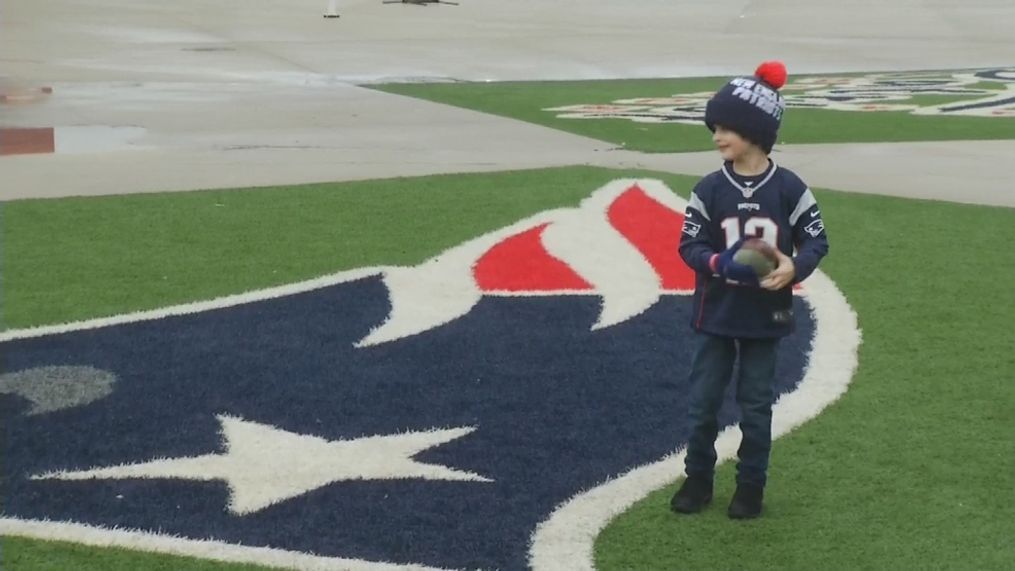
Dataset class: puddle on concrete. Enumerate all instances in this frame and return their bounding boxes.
[182,46,237,52]
[0,126,147,156]
[0,85,52,104]
[78,25,222,44]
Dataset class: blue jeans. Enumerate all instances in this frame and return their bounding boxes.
[683,333,779,487]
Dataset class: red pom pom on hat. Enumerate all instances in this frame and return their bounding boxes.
[755,60,787,89]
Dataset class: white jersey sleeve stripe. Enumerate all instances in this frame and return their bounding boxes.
[688,193,711,221]
[790,188,818,227]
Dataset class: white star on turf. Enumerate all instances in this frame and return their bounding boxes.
[32,415,492,515]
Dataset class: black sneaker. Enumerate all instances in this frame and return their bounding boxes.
[670,475,713,514]
[727,482,764,519]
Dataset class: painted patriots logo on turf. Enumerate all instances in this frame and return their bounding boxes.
[0,179,860,571]
[546,67,1015,124]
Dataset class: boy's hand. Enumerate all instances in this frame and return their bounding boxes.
[760,251,795,290]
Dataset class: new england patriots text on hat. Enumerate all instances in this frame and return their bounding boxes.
[705,61,788,153]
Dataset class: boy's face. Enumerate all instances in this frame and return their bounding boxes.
[712,125,752,162]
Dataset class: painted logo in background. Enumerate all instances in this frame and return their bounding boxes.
[0,180,859,570]
[546,68,1015,124]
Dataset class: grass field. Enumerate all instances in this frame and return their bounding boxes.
[3,165,1014,569]
[597,186,1015,570]
[372,72,1015,152]
[2,537,270,571]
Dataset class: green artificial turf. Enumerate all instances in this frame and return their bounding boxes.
[3,166,1013,570]
[2,168,683,329]
[371,74,1015,153]
[1,537,272,571]
[595,189,1015,570]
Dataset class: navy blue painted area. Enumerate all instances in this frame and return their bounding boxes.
[2,276,814,570]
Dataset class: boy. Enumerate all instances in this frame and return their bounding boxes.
[671,61,829,519]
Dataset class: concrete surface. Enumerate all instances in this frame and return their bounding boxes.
[2,0,1014,206]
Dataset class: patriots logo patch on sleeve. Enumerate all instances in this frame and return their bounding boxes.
[805,217,826,237]
[682,219,702,237]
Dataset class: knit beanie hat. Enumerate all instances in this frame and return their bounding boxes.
[704,61,787,154]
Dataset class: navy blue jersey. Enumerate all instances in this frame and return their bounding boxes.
[679,161,828,338]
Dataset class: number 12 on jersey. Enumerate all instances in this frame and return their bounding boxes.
[721,217,779,249]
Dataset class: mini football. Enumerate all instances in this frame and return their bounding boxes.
[733,238,778,277]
